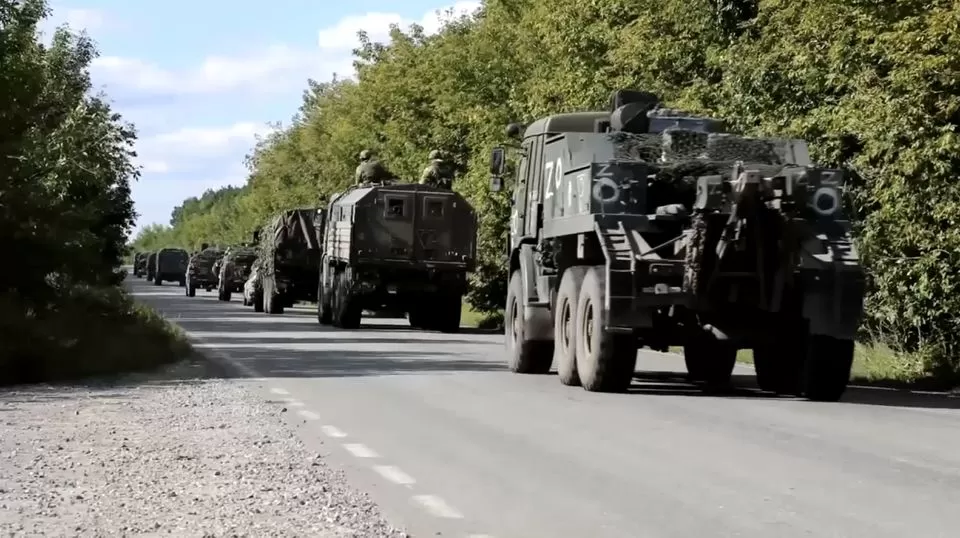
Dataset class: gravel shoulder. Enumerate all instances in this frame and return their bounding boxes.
[0,356,407,537]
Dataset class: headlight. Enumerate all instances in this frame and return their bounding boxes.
[810,186,840,217]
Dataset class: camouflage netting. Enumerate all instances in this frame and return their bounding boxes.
[260,209,319,254]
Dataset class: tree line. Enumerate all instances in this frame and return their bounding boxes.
[2,0,188,383]
[131,0,960,383]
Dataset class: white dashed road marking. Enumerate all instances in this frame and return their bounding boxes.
[343,443,379,458]
[297,410,320,420]
[285,399,305,407]
[270,387,289,395]
[412,494,464,519]
[372,465,416,486]
[321,425,347,438]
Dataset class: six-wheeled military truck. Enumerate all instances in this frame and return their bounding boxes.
[145,251,158,281]
[153,247,189,286]
[217,245,258,301]
[252,209,322,314]
[487,88,865,402]
[315,184,477,331]
[186,244,223,297]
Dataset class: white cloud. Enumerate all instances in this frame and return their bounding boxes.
[39,6,108,35]
[91,2,482,97]
[134,122,276,174]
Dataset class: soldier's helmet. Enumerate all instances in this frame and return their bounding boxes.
[429,149,442,160]
[359,149,373,161]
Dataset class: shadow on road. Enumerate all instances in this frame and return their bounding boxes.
[624,371,960,409]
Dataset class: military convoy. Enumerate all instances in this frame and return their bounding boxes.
[487,89,865,401]
[133,252,148,278]
[315,183,477,331]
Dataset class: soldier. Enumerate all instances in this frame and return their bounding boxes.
[354,149,395,185]
[419,149,454,189]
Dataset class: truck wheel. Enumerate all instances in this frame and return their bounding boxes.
[802,336,854,402]
[267,291,284,314]
[186,280,196,297]
[436,293,462,333]
[153,275,162,286]
[554,266,588,386]
[408,308,425,329]
[253,288,264,313]
[505,270,553,374]
[753,341,804,396]
[574,266,637,392]
[317,279,332,325]
[333,269,361,329]
[683,333,737,392]
[178,278,186,287]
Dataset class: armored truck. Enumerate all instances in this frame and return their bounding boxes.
[145,251,158,281]
[488,89,865,402]
[217,245,258,301]
[153,247,189,286]
[315,183,477,331]
[251,210,322,314]
[186,244,223,297]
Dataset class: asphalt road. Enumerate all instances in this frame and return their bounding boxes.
[128,273,960,538]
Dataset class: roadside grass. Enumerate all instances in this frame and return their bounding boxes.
[0,284,193,386]
[668,342,945,390]
[461,302,504,330]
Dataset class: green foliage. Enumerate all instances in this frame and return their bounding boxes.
[136,0,960,380]
[1,0,186,384]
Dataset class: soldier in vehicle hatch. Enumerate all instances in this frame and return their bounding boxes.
[419,149,455,189]
[354,149,395,186]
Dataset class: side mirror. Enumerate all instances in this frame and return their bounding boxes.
[490,147,506,176]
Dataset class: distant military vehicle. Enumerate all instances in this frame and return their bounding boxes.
[316,183,477,331]
[217,245,258,302]
[250,210,322,314]
[186,244,224,297]
[133,252,148,277]
[145,251,158,281]
[487,89,865,402]
[152,247,189,286]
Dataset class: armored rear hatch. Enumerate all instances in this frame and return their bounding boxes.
[326,184,476,270]
[538,129,811,238]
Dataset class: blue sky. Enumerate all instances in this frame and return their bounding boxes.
[39,0,480,236]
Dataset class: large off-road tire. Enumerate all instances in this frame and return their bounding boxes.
[683,332,738,392]
[253,288,264,313]
[178,277,186,287]
[432,293,462,333]
[186,280,196,297]
[317,274,333,325]
[505,270,553,374]
[554,266,588,387]
[802,335,854,402]
[332,269,361,329]
[153,275,161,286]
[574,266,637,392]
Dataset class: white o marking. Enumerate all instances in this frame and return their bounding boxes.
[592,177,620,203]
[811,186,839,216]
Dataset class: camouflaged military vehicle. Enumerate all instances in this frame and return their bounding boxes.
[249,210,321,314]
[488,89,865,402]
[185,244,223,297]
[153,247,189,286]
[315,183,477,331]
[133,252,148,277]
[145,251,158,281]
[217,244,258,302]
